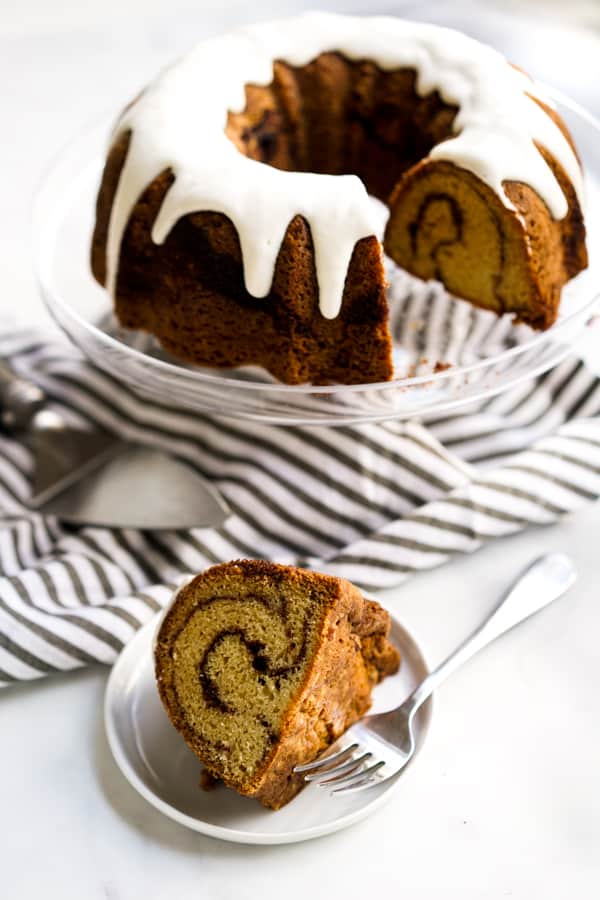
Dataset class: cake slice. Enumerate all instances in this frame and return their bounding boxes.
[91,15,588,385]
[154,560,400,809]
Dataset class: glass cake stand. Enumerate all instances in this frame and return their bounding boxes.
[33,91,600,426]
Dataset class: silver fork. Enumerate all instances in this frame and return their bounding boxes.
[294,553,577,795]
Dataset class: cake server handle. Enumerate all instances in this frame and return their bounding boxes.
[0,361,46,431]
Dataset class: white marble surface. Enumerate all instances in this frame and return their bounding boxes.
[2,2,600,897]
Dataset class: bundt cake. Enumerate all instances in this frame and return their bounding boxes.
[154,560,400,809]
[91,12,587,385]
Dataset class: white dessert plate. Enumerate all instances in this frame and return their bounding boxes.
[104,610,431,845]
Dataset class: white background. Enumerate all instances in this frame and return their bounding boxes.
[2,2,600,897]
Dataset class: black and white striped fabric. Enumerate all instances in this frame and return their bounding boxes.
[1,329,600,687]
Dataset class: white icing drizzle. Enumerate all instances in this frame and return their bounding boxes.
[106,12,584,320]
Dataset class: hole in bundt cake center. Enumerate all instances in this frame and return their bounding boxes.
[225,52,459,203]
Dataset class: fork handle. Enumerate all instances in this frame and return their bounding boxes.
[407,553,576,714]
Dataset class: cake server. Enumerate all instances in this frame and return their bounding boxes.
[296,553,577,794]
[0,361,230,529]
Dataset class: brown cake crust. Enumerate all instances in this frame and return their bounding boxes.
[154,560,400,809]
[92,135,392,385]
[92,53,587,384]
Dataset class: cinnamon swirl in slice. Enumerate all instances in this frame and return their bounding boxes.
[154,560,400,809]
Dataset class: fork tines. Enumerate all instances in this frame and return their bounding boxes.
[293,744,385,792]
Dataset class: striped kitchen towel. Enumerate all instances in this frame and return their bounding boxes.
[1,329,600,686]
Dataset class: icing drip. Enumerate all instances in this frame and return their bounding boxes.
[106,12,584,320]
